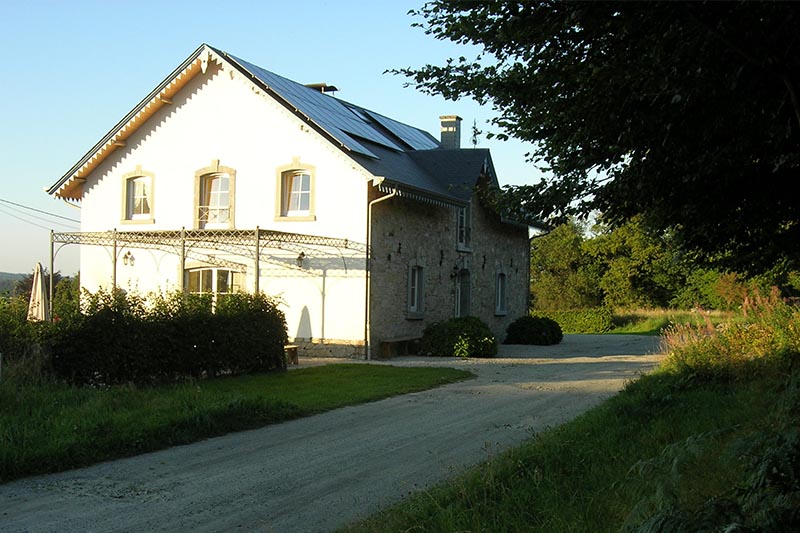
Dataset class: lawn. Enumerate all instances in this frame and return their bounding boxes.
[0,364,473,483]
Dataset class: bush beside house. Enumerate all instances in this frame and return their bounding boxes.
[420,316,498,358]
[504,316,563,345]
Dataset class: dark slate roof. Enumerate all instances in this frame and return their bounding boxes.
[49,43,498,208]
[214,45,491,206]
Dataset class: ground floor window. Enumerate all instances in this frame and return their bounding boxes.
[495,272,508,316]
[455,268,471,317]
[186,267,243,306]
[408,264,424,317]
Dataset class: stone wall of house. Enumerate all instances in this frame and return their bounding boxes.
[287,337,366,359]
[368,190,529,357]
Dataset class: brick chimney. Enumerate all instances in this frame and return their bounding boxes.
[440,115,462,149]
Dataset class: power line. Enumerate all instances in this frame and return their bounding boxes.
[0,204,79,231]
[0,197,80,224]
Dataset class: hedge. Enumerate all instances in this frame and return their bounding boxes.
[49,289,287,385]
[531,308,614,334]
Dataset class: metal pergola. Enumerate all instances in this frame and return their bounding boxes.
[48,227,367,317]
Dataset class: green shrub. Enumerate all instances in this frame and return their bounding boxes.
[49,289,288,386]
[533,307,614,333]
[421,316,497,358]
[504,315,563,345]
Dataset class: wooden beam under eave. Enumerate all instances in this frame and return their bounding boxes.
[113,140,126,148]
[57,178,85,200]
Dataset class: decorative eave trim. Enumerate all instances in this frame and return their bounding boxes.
[48,44,224,200]
[377,181,466,209]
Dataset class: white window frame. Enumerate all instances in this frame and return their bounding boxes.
[283,171,311,216]
[121,166,154,224]
[185,267,243,308]
[407,264,425,318]
[457,202,471,250]
[194,160,235,230]
[495,271,508,316]
[199,173,231,227]
[275,159,316,221]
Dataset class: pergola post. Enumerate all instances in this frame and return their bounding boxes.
[254,226,261,294]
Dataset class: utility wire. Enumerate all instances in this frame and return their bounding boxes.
[0,204,79,231]
[0,197,80,223]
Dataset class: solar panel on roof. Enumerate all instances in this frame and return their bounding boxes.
[228,54,408,157]
[364,110,440,151]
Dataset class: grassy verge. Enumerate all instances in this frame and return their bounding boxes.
[0,364,473,483]
[342,299,800,532]
[610,308,735,335]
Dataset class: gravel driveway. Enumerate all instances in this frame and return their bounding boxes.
[0,334,664,533]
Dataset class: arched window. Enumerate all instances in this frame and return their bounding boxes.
[455,268,471,317]
[275,159,316,221]
[195,160,236,229]
[122,166,154,223]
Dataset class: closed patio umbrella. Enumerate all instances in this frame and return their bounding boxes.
[27,262,50,322]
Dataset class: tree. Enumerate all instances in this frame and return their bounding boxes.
[12,269,62,303]
[585,217,683,309]
[529,219,602,310]
[400,1,800,274]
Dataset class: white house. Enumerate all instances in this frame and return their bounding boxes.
[47,44,531,359]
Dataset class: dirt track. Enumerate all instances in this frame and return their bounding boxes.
[0,334,664,532]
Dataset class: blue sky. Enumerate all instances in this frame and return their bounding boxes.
[0,0,542,275]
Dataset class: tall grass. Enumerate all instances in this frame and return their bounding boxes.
[342,294,800,532]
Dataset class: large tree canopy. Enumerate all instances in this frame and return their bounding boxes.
[400,1,800,273]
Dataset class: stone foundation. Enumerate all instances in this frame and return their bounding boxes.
[289,337,366,359]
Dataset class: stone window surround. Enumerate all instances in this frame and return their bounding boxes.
[275,157,316,222]
[120,165,155,225]
[194,160,236,229]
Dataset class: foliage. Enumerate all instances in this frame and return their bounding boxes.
[0,364,473,483]
[535,308,614,334]
[49,289,288,386]
[529,219,799,313]
[529,220,602,310]
[52,274,80,321]
[504,315,562,345]
[11,268,62,303]
[584,217,682,309]
[660,290,800,382]
[400,1,800,274]
[420,316,497,358]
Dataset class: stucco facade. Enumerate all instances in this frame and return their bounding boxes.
[48,44,532,359]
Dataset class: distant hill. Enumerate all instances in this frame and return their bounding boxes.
[0,272,25,295]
